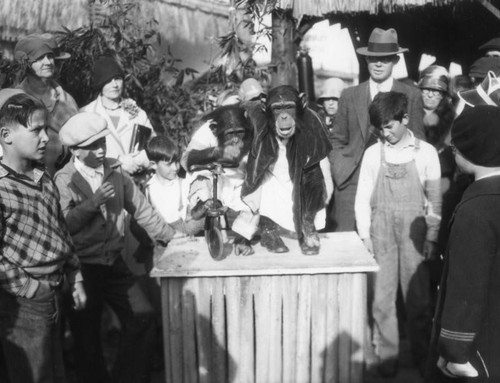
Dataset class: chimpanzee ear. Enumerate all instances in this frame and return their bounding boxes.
[299,92,308,110]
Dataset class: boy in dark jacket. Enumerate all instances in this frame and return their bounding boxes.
[427,105,500,382]
[55,112,174,383]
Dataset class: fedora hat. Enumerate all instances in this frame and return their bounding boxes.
[357,28,408,57]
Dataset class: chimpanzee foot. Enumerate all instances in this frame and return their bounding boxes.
[300,232,320,256]
[233,236,254,256]
[261,229,289,253]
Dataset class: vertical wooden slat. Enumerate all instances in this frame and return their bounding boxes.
[282,275,299,383]
[310,274,328,383]
[349,274,366,383]
[182,279,199,383]
[324,275,340,383]
[296,274,312,382]
[266,276,283,383]
[338,274,352,383]
[224,277,240,383]
[211,277,227,383]
[168,279,184,383]
[161,279,173,383]
[238,276,255,383]
[194,278,212,383]
[255,276,272,382]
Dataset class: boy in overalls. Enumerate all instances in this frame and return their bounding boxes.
[355,91,442,377]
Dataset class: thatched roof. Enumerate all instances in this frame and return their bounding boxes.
[277,0,473,17]
[0,0,89,41]
[0,0,230,44]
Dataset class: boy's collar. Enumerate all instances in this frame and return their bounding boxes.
[0,162,46,183]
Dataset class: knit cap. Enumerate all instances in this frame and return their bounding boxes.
[452,105,500,167]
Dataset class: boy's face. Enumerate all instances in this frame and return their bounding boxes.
[73,137,107,168]
[156,160,179,181]
[379,115,408,145]
[7,109,49,161]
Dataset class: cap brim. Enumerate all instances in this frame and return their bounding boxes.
[76,129,110,148]
[356,47,408,56]
[458,89,485,107]
[54,52,71,60]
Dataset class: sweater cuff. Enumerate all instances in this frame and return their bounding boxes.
[438,328,475,364]
[66,269,84,285]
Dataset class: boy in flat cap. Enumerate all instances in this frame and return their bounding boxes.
[55,112,175,383]
[426,105,500,382]
[0,89,86,383]
[355,91,441,377]
[329,27,425,231]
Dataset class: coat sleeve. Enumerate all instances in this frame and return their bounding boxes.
[438,201,496,363]
[407,87,426,141]
[329,91,350,186]
[122,169,175,243]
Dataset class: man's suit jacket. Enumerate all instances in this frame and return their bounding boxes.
[329,80,425,189]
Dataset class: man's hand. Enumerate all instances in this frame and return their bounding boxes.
[437,356,478,378]
[362,237,373,254]
[71,281,87,310]
[92,182,115,207]
[423,240,437,261]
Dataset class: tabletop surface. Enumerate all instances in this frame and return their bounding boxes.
[151,231,379,278]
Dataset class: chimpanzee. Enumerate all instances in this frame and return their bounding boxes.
[182,104,258,256]
[241,85,332,255]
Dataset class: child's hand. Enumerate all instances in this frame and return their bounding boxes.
[92,182,115,206]
[72,281,87,310]
[120,153,141,174]
[437,356,478,378]
[362,238,373,254]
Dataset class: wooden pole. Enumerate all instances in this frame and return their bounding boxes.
[270,9,297,88]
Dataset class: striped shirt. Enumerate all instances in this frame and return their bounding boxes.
[0,163,81,298]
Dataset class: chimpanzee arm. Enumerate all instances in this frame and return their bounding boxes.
[185,147,222,168]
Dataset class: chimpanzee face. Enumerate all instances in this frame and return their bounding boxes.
[222,127,247,146]
[271,101,297,139]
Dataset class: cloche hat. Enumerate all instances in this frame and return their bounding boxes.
[15,34,70,62]
[357,28,408,57]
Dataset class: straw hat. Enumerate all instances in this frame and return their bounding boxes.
[356,28,408,57]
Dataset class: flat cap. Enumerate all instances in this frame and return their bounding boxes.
[59,112,109,147]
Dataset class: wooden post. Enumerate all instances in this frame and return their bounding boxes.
[270,9,297,88]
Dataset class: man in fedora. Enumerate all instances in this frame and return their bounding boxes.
[328,27,425,232]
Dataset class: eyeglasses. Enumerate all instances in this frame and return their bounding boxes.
[366,55,396,64]
[421,89,442,97]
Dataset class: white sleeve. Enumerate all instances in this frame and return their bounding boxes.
[355,145,380,239]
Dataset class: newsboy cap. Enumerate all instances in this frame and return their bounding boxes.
[452,105,500,167]
[59,112,109,147]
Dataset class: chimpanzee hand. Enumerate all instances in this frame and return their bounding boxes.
[91,182,115,207]
[233,235,254,256]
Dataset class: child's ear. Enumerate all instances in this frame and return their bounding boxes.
[149,161,157,170]
[0,126,12,144]
[402,113,409,126]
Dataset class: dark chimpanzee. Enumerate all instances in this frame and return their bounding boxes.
[242,85,332,255]
[181,104,258,255]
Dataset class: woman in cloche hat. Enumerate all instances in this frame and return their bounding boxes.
[14,34,79,175]
[81,55,155,175]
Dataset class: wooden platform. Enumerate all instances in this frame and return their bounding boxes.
[151,231,378,278]
[152,232,379,383]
